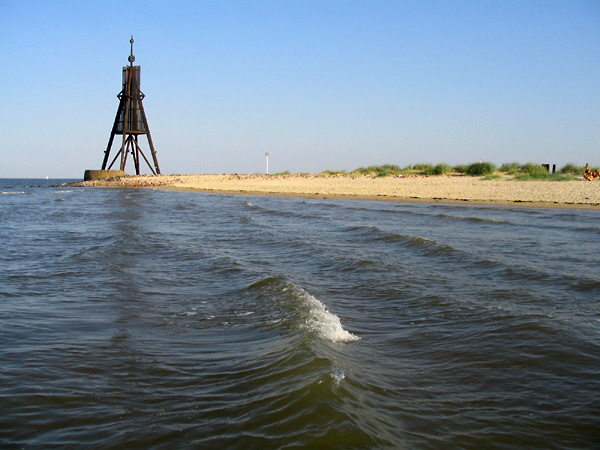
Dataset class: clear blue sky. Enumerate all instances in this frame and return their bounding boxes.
[1,0,599,178]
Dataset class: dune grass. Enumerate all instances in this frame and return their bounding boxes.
[512,173,578,181]
[560,163,585,175]
[316,161,595,180]
[465,162,497,176]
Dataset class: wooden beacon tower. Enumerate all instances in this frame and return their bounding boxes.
[101,36,161,175]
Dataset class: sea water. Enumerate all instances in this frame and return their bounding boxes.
[1,179,599,449]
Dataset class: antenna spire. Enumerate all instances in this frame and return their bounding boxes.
[128,35,135,66]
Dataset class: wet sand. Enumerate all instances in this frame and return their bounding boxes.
[72,173,600,209]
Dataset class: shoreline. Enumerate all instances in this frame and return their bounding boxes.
[69,174,600,210]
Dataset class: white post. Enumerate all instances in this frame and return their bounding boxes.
[265,152,270,175]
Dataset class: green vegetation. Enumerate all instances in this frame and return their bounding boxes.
[352,164,402,177]
[520,162,549,175]
[483,174,503,180]
[313,161,593,180]
[411,163,434,173]
[499,162,520,174]
[560,163,584,175]
[320,169,347,176]
[465,162,497,176]
[349,162,497,177]
[418,163,453,175]
[432,163,454,175]
[349,163,455,177]
[512,173,578,181]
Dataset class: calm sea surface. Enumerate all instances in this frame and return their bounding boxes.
[1,178,599,449]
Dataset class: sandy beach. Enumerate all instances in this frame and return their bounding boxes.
[72,173,600,209]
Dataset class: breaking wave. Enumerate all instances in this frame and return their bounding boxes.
[249,276,360,343]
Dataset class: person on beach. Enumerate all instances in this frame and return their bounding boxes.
[583,163,600,181]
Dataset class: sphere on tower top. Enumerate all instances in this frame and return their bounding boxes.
[128,36,135,64]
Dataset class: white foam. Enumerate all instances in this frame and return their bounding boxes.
[331,368,345,384]
[301,291,360,343]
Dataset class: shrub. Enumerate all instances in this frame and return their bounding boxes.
[453,165,468,174]
[499,162,520,173]
[466,162,497,176]
[320,170,347,176]
[352,166,374,175]
[420,165,435,175]
[422,163,453,175]
[352,164,401,177]
[378,164,402,177]
[560,163,584,175]
[520,162,548,175]
[436,163,453,175]
[412,163,433,173]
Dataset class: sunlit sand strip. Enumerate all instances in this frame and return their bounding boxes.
[75,174,600,209]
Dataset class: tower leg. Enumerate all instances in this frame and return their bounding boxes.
[146,133,161,175]
[102,132,116,170]
[133,135,141,175]
[134,140,157,175]
[119,135,127,172]
[119,96,132,171]
[106,148,123,171]
[102,97,126,170]
[138,99,161,174]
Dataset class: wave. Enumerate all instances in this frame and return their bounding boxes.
[345,225,457,256]
[249,276,360,343]
[434,213,509,225]
[242,199,322,221]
